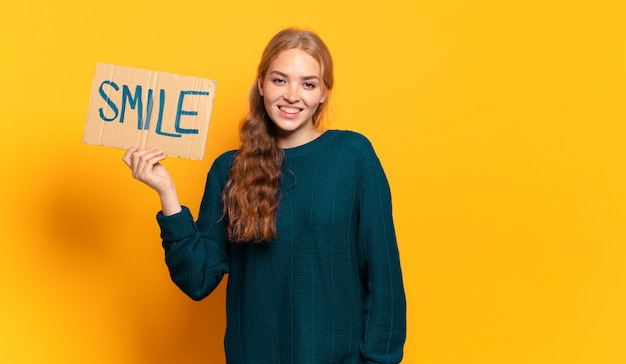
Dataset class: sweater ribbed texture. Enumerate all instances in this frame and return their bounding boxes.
[157,130,406,363]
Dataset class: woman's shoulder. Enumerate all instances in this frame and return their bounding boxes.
[327,129,368,140]
[214,149,237,163]
[326,129,376,156]
[209,150,237,173]
[327,129,372,147]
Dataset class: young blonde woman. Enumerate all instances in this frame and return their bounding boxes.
[124,28,406,364]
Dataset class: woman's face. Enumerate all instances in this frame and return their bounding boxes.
[258,48,327,147]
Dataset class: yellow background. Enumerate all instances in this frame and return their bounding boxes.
[1,0,625,363]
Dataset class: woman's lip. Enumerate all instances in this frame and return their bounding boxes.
[278,105,302,119]
[278,106,302,114]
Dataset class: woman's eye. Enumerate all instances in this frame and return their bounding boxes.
[304,82,316,89]
[273,78,286,85]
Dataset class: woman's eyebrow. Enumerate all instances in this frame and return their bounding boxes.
[269,70,320,80]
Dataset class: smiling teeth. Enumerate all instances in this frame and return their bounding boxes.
[280,106,300,114]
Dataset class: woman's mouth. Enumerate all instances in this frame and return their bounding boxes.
[279,106,302,114]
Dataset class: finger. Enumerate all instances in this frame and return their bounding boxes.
[138,149,166,172]
[128,147,152,177]
[135,147,164,164]
[133,148,166,178]
[129,146,160,167]
[122,145,139,168]
[129,148,154,176]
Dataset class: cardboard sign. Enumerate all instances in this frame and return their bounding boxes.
[83,63,217,160]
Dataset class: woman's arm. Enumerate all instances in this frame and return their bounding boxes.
[122,146,230,300]
[357,149,407,364]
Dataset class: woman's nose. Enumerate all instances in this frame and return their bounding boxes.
[284,87,301,102]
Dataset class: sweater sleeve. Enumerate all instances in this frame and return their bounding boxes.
[357,147,407,363]
[157,157,231,301]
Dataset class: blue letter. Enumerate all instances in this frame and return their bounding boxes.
[120,84,143,129]
[174,90,210,134]
[144,88,154,130]
[98,80,119,122]
[155,89,181,138]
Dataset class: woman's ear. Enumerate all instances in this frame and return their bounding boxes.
[320,89,327,103]
[257,76,263,96]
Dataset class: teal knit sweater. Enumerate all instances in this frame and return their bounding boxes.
[157,130,406,363]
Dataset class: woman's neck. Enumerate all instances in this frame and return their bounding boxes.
[276,128,323,149]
